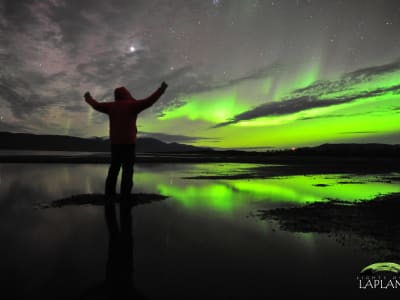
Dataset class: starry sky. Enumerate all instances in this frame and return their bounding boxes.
[1,0,400,149]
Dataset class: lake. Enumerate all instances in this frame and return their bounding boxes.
[0,163,399,299]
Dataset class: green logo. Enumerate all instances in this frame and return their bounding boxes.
[358,262,400,289]
[360,262,400,275]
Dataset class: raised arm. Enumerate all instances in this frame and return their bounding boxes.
[135,82,168,112]
[84,92,110,114]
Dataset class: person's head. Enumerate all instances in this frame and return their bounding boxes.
[114,86,134,101]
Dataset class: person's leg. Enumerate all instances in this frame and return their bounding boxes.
[105,144,122,196]
[120,144,136,198]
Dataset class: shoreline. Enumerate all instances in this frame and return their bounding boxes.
[0,153,399,164]
[1,155,398,179]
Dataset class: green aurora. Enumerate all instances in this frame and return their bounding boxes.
[140,61,400,149]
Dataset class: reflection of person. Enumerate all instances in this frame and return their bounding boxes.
[84,83,168,199]
[104,203,142,299]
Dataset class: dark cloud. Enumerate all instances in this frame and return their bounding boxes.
[2,1,39,31]
[62,104,87,112]
[2,0,282,122]
[345,59,400,79]
[0,119,33,133]
[213,96,344,128]
[0,80,48,118]
[290,59,400,99]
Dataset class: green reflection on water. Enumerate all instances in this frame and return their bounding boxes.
[153,173,400,214]
[226,175,400,203]
[184,163,267,177]
[157,183,236,212]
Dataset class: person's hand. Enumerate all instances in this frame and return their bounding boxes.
[84,92,92,101]
[160,81,168,91]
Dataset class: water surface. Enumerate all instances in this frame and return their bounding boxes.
[0,163,398,299]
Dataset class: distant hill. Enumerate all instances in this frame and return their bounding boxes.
[0,132,209,152]
[0,132,398,156]
[294,143,400,156]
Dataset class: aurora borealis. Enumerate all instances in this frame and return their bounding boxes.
[1,0,400,149]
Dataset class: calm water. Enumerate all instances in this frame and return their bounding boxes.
[0,163,399,299]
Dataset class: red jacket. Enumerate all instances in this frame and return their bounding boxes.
[86,87,165,144]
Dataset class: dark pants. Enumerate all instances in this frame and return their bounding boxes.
[105,144,136,198]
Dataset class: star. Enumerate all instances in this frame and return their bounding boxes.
[129,46,136,52]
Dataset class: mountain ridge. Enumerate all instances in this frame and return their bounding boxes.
[0,131,399,155]
[0,131,209,152]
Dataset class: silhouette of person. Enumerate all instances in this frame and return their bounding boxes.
[84,83,168,199]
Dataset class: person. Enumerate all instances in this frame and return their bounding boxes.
[84,82,168,199]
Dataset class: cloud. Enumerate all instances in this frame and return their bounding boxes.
[290,59,400,99]
[196,63,280,92]
[75,51,279,115]
[345,59,400,79]
[1,0,281,135]
[0,80,48,118]
[0,119,33,133]
[62,104,87,112]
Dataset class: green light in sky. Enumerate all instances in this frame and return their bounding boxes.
[64,118,71,135]
[262,78,272,94]
[274,58,321,100]
[159,90,248,123]
[87,107,94,126]
[292,60,321,93]
[194,94,400,148]
[146,59,400,149]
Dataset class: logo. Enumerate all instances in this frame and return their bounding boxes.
[358,262,400,289]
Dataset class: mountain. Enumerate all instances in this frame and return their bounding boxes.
[294,143,400,156]
[0,132,209,152]
[136,137,207,152]
[1,131,398,156]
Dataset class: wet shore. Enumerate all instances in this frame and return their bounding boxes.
[258,193,400,260]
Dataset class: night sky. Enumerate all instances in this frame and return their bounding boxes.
[1,0,400,149]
